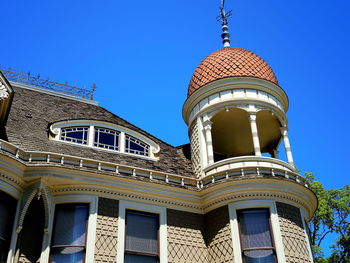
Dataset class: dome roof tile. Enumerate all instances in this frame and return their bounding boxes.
[187,47,278,97]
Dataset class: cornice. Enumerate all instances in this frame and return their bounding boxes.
[183,77,289,124]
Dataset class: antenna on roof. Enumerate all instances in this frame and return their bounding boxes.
[216,0,232,47]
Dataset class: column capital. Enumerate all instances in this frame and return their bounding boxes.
[280,126,288,135]
[249,113,257,122]
[203,120,213,131]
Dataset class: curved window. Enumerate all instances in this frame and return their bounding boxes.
[94,127,120,151]
[125,134,149,156]
[51,121,160,159]
[60,127,88,145]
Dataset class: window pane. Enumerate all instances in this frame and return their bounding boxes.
[125,253,158,263]
[60,127,88,145]
[94,128,119,150]
[0,192,16,263]
[125,135,149,156]
[244,250,275,263]
[51,247,84,263]
[0,200,11,240]
[125,211,158,254]
[52,204,88,246]
[238,209,273,249]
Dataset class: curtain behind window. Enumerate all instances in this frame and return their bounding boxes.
[125,210,159,263]
[50,204,88,263]
[238,209,276,263]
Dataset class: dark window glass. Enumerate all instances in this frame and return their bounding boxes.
[50,204,89,263]
[238,209,277,263]
[125,210,159,263]
[0,192,16,263]
[60,127,89,145]
[94,127,120,150]
[125,135,149,156]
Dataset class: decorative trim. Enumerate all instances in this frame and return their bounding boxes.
[16,181,52,233]
[52,186,203,211]
[0,80,9,100]
[0,172,24,189]
[204,191,312,217]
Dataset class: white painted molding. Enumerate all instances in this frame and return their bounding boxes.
[7,200,21,263]
[228,200,287,263]
[183,77,288,126]
[117,200,168,263]
[0,80,10,100]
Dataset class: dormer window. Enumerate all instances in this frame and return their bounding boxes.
[125,134,149,156]
[94,127,120,151]
[50,121,160,159]
[60,127,89,145]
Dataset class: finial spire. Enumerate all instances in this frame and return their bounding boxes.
[217,0,232,47]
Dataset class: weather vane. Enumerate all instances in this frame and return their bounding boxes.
[216,0,232,47]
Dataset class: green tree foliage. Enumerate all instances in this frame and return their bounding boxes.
[306,173,350,263]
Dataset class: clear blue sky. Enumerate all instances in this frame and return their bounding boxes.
[1,0,349,255]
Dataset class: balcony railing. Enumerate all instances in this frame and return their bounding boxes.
[201,156,305,187]
[0,67,95,100]
[0,140,308,189]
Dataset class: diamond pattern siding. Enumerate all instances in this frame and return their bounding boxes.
[205,206,234,263]
[276,202,311,263]
[94,197,119,263]
[190,122,201,178]
[167,209,208,263]
[188,47,278,97]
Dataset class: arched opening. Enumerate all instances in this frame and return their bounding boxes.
[211,108,254,162]
[15,198,45,263]
[256,110,282,157]
[0,191,17,263]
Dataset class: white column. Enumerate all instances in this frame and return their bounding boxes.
[273,149,279,158]
[249,113,261,156]
[203,120,214,165]
[280,127,294,166]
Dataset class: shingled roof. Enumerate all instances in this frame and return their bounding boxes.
[5,86,194,177]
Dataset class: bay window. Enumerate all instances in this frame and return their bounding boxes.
[50,204,89,263]
[237,209,277,263]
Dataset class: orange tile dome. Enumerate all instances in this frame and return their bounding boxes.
[188,47,278,97]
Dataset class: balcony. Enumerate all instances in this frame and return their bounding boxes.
[201,156,307,187]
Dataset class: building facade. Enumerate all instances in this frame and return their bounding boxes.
[0,44,317,263]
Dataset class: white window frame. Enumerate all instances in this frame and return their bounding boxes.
[49,120,159,160]
[117,200,168,263]
[40,195,98,263]
[228,200,286,263]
